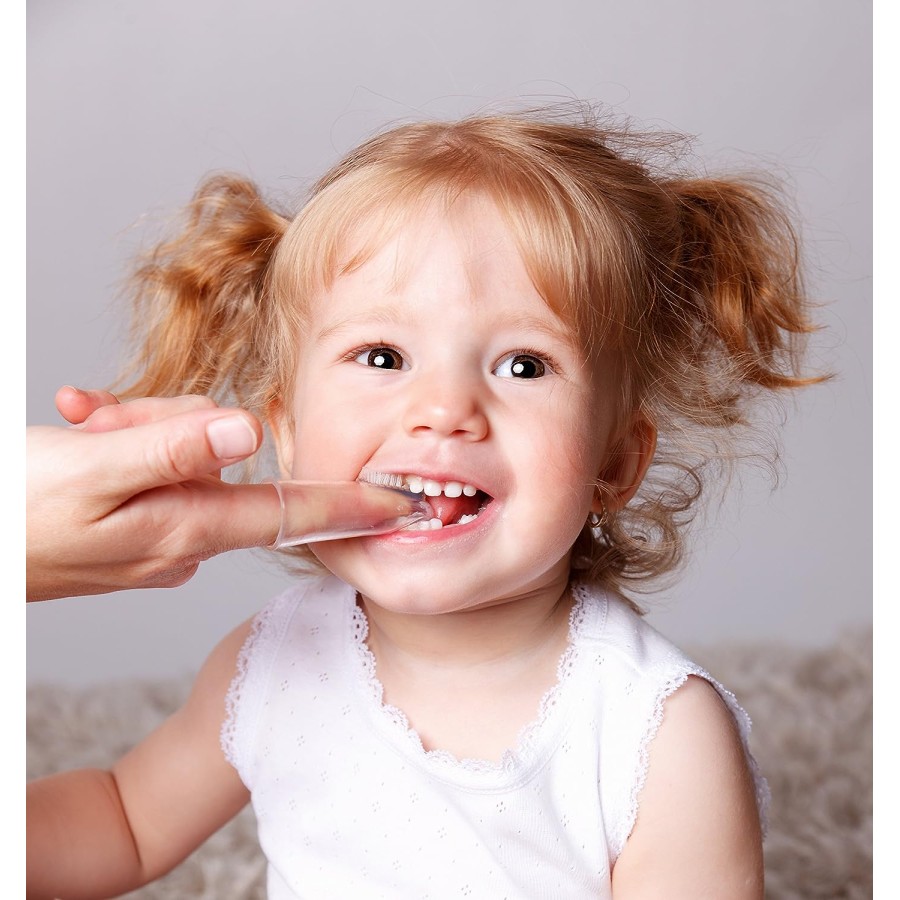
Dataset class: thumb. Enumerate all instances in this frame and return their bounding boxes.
[105,409,263,497]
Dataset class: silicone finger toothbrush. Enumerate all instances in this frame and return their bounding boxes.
[270,478,432,549]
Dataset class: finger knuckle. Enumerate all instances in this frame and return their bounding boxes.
[83,404,122,432]
[161,561,201,588]
[149,423,200,482]
[136,538,202,588]
[180,394,218,410]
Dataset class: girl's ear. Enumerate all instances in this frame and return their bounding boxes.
[594,416,657,514]
[267,402,295,479]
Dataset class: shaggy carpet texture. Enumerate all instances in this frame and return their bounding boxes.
[27,629,872,899]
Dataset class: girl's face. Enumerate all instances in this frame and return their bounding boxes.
[280,195,630,615]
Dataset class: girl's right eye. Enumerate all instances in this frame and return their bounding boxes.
[352,346,407,370]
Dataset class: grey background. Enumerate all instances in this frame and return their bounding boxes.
[27,0,872,686]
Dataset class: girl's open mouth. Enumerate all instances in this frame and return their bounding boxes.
[360,471,493,530]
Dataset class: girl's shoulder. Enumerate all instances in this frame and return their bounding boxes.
[573,582,749,724]
[571,580,699,681]
[225,574,350,675]
[244,573,351,631]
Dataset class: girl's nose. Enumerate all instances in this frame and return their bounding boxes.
[401,370,489,441]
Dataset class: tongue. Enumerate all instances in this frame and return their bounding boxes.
[429,494,481,526]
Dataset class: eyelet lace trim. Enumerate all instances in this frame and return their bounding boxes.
[221,600,280,771]
[350,584,590,778]
[612,666,772,860]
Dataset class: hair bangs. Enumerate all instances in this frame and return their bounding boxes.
[285,125,637,357]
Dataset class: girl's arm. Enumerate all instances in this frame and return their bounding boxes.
[27,619,254,900]
[611,676,764,900]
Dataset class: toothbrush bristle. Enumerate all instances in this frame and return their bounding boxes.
[359,470,406,489]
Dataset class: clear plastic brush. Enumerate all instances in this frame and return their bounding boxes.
[270,477,432,549]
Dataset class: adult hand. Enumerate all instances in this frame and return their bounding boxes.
[26,387,279,601]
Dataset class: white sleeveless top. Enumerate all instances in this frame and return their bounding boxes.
[221,575,768,899]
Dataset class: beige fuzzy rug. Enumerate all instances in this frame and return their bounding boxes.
[27,629,872,899]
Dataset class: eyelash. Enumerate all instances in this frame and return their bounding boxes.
[501,347,559,375]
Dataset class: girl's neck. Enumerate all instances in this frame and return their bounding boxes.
[357,574,578,762]
[358,574,575,674]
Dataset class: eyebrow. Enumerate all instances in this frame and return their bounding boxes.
[314,307,579,352]
[501,313,581,352]
[313,305,409,343]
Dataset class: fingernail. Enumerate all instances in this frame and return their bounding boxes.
[207,416,258,459]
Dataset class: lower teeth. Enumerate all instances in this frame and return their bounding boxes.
[405,512,479,532]
[406,518,442,532]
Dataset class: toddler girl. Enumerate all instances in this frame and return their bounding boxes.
[28,107,819,899]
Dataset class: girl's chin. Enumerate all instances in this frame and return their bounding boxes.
[333,560,574,619]
[351,576,492,616]
[321,564,498,616]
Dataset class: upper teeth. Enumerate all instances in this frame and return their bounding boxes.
[404,475,478,497]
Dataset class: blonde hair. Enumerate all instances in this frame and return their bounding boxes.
[118,106,821,596]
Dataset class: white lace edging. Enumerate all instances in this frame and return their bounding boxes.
[610,666,772,861]
[220,599,282,775]
[349,588,590,781]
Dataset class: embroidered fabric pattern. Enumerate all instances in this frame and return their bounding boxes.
[349,587,590,778]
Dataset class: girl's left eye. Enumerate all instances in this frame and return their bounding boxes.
[493,353,547,379]
[352,346,407,370]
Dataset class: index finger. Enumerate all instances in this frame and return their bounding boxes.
[86,407,264,501]
[78,395,219,434]
[55,386,120,424]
